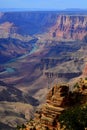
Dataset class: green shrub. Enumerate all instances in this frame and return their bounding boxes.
[58,106,87,130]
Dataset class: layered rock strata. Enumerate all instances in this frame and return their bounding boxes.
[22,84,69,130]
[0,12,87,40]
[50,15,87,40]
[21,78,87,130]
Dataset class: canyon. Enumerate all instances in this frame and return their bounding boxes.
[0,12,87,40]
[0,11,87,129]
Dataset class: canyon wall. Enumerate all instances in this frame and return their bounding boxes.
[50,15,87,40]
[0,12,87,40]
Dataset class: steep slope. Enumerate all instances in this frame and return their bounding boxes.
[21,78,87,130]
[0,102,33,130]
[50,15,87,40]
[0,81,39,129]
[0,11,87,130]
[0,80,39,105]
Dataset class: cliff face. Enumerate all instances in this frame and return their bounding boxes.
[50,15,87,40]
[25,84,69,130]
[21,78,87,130]
[0,12,87,40]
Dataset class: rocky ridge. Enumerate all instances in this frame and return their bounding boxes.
[20,78,87,130]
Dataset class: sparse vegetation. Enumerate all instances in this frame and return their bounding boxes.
[16,124,26,130]
[58,105,87,130]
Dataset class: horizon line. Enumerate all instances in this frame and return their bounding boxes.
[0,8,87,13]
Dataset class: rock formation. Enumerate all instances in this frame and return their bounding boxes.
[22,84,69,130]
[50,15,87,40]
[0,12,87,40]
[19,78,87,130]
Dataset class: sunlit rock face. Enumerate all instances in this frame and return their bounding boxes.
[0,12,87,40]
[21,78,87,130]
[23,84,69,130]
[50,15,87,40]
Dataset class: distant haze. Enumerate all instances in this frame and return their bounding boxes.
[0,0,87,11]
[0,8,87,13]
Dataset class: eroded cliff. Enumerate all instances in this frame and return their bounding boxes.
[19,78,87,130]
[0,12,87,40]
[50,15,87,40]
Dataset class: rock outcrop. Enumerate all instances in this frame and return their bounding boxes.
[23,84,69,130]
[50,15,87,40]
[20,78,87,130]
